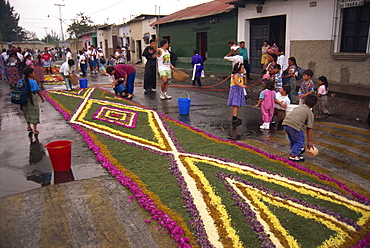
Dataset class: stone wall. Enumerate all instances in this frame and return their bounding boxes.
[290,40,370,89]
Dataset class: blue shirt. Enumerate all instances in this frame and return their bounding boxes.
[17,78,40,94]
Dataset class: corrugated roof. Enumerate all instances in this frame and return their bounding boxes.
[151,0,234,26]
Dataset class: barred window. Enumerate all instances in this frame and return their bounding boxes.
[340,2,370,53]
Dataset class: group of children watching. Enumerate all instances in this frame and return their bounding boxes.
[227,49,331,162]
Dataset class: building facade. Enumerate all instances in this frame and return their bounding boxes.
[97,24,119,58]
[152,0,238,73]
[126,15,163,64]
[231,0,370,88]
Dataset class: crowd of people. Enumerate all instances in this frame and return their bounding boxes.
[224,39,331,162]
[0,46,70,90]
[0,39,333,162]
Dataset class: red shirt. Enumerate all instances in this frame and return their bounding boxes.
[113,64,136,79]
[41,53,52,61]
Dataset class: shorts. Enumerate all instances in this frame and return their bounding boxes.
[90,60,97,67]
[261,54,269,64]
[159,70,172,78]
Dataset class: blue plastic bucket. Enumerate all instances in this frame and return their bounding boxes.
[115,83,126,93]
[79,79,88,88]
[178,93,191,115]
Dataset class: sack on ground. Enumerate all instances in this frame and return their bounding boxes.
[11,79,28,105]
[70,74,79,86]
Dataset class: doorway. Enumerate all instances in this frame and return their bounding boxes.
[136,40,142,62]
[249,15,286,73]
[196,32,207,61]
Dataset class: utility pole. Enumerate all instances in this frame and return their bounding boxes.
[54,3,65,41]
[43,27,49,44]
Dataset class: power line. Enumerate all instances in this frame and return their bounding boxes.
[87,0,124,16]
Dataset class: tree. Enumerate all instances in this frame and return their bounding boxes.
[41,30,60,45]
[24,30,38,41]
[66,12,96,39]
[0,0,25,41]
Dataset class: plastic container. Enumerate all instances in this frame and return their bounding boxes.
[54,169,75,184]
[79,78,88,88]
[45,140,72,172]
[178,92,191,115]
[115,83,126,93]
[306,146,319,157]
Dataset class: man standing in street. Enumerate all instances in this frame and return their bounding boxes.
[239,41,252,80]
[157,39,175,100]
[106,64,136,99]
[142,39,157,93]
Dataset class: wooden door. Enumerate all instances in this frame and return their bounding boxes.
[250,18,269,73]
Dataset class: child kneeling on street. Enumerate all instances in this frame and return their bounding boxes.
[282,94,318,162]
[274,84,291,125]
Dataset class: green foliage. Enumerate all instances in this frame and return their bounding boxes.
[41,30,60,45]
[66,12,96,38]
[0,0,25,41]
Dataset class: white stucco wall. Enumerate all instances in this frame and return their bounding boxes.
[142,17,157,38]
[119,25,131,46]
[237,0,335,57]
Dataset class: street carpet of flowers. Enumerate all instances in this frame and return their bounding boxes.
[43,88,370,248]
[44,74,65,85]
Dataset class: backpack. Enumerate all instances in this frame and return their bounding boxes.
[296,66,305,80]
[11,79,28,105]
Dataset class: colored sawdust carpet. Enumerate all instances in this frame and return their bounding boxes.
[51,65,60,73]
[44,74,65,85]
[43,87,370,248]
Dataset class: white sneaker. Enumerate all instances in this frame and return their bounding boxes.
[259,123,270,129]
[160,92,165,100]
[164,92,172,99]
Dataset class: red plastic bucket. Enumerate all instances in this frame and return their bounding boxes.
[45,140,72,172]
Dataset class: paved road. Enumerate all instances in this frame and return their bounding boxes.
[0,63,369,247]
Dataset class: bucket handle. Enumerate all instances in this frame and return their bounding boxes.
[179,92,190,99]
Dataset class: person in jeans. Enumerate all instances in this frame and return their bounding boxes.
[282,94,318,162]
[60,59,76,91]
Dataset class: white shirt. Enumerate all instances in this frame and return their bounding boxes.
[1,52,8,61]
[277,54,287,71]
[17,52,24,62]
[224,55,243,68]
[79,54,86,64]
[60,62,75,76]
[66,51,72,61]
[275,92,291,110]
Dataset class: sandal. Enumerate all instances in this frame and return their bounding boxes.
[27,127,33,132]
[325,113,331,118]
[315,116,322,119]
[34,130,39,135]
